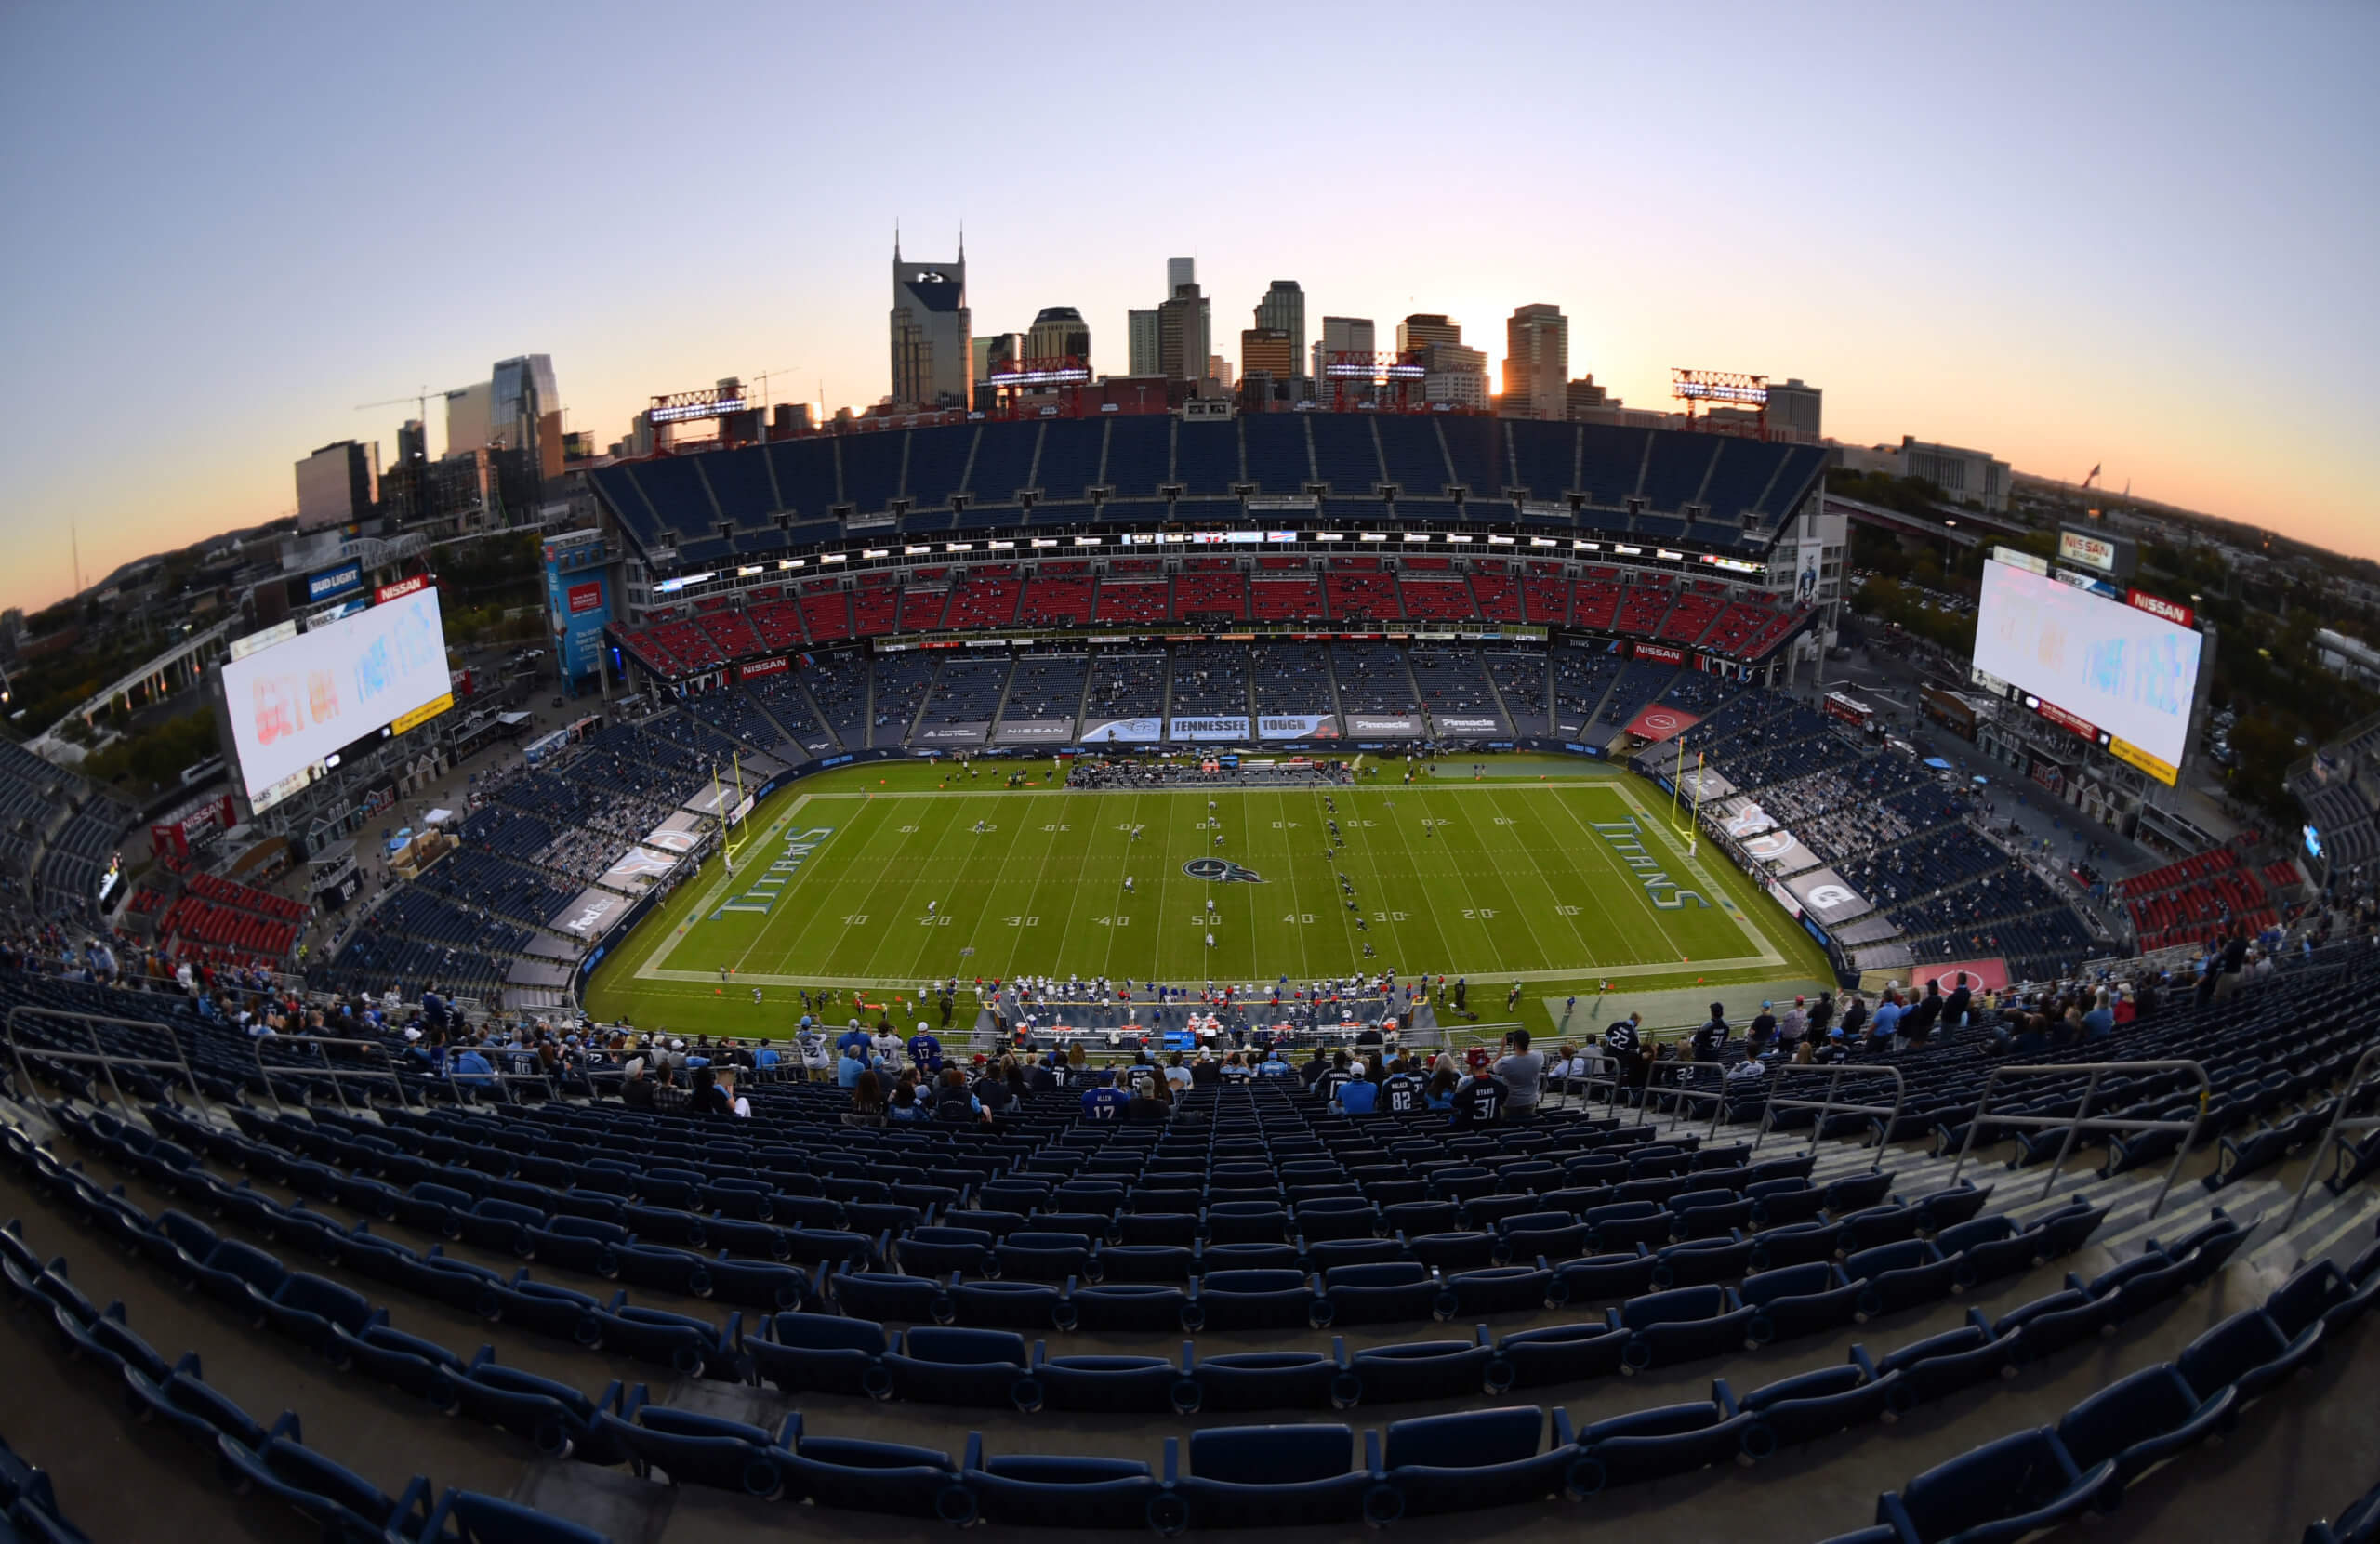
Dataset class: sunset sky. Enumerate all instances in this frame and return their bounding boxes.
[2,1,2373,614]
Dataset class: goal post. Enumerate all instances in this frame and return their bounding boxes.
[1668,742,1703,856]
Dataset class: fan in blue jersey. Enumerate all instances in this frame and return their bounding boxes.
[1080,1083,1130,1121]
[906,1023,943,1073]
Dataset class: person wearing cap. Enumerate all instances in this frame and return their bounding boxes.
[907,1022,943,1074]
[836,1018,870,1058]
[621,1056,655,1107]
[1747,1001,1778,1051]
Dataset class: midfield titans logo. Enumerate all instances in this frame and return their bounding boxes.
[1183,858,1267,884]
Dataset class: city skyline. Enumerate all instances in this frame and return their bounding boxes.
[2,1,2374,614]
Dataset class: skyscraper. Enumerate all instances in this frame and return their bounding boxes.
[1240,327,1296,382]
[972,333,1022,384]
[1127,310,1161,377]
[1501,305,1567,420]
[1254,280,1304,369]
[1162,258,1210,379]
[889,232,972,408]
[1026,306,1091,367]
[295,441,377,532]
[1396,314,1461,353]
[1315,316,1378,405]
[1419,342,1490,410]
[1766,378,1823,440]
[490,354,562,478]
[1157,283,1206,382]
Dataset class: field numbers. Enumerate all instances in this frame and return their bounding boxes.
[1270,820,1302,829]
[1039,824,1071,832]
[1420,819,1449,827]
[1280,913,1319,925]
[1372,911,1409,922]
[1092,916,1130,927]
[1492,817,1518,826]
[898,825,919,833]
[918,915,952,927]
[1003,916,1040,928]
[1553,904,1580,917]
[1460,908,1500,920]
[840,915,869,926]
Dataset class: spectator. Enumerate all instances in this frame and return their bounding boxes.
[847,1069,886,1123]
[1492,1028,1545,1120]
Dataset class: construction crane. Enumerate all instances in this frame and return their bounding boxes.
[747,367,796,412]
[355,385,473,441]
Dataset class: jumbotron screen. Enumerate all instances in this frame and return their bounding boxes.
[222,586,452,812]
[1973,557,2203,784]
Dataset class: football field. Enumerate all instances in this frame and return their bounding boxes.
[581,759,1831,1035]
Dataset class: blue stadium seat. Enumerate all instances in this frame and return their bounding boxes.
[1370,1405,1573,1518]
[881,1326,1038,1410]
[1567,1385,1760,1494]
[1874,1313,2013,1408]
[591,1384,790,1498]
[1740,1261,1864,1347]
[962,1432,1163,1530]
[413,1486,611,1543]
[1184,1268,1323,1331]
[1187,1344,1345,1412]
[2176,1306,2324,1405]
[1844,1239,1959,1320]
[2053,1362,2236,1505]
[1343,1328,1498,1405]
[747,1311,889,1397]
[1616,1284,1755,1372]
[1872,1427,2111,1544]
[1736,1358,1902,1455]
[1170,1423,1380,1529]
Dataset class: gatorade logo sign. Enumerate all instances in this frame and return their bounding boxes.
[1183,858,1267,884]
[1805,885,1857,910]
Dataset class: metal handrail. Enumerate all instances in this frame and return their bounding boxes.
[1947,1059,2210,1222]
[1749,1062,1907,1172]
[4,1007,213,1115]
[2280,1042,2380,1230]
[252,1035,417,1115]
[444,1064,559,1106]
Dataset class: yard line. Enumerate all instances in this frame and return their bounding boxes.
[1480,785,1602,965]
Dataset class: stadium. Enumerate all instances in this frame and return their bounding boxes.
[0,392,2374,1544]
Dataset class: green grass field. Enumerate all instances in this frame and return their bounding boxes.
[580,757,1831,1037]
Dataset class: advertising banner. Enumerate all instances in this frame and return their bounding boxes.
[597,845,679,894]
[994,719,1077,743]
[1430,713,1509,737]
[1739,825,1821,876]
[1624,703,1700,743]
[1082,718,1163,743]
[550,887,631,941]
[544,550,610,684]
[643,812,707,854]
[1168,716,1250,742]
[306,561,364,605]
[1675,765,1737,804]
[1343,714,1422,737]
[1719,798,1776,839]
[374,574,429,605]
[1783,867,1877,925]
[1633,642,1686,665]
[916,722,993,745]
[738,656,789,680]
[1259,713,1341,740]
[681,784,736,817]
